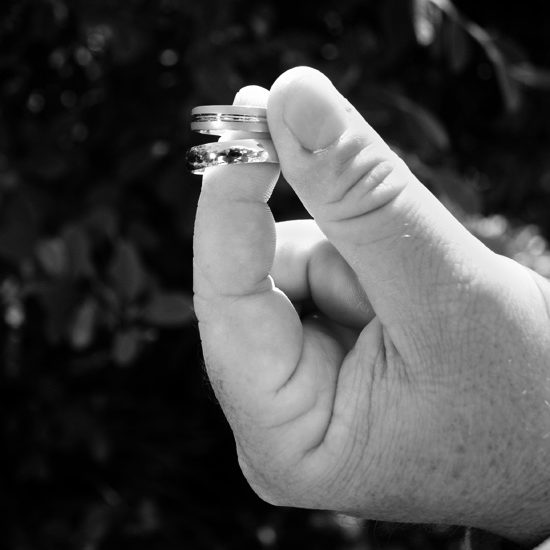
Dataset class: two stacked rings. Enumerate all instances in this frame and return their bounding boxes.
[186,105,279,174]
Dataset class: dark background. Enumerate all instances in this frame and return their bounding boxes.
[1,0,550,548]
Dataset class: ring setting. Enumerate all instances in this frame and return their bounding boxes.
[186,139,278,175]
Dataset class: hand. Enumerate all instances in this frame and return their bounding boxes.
[193,67,550,544]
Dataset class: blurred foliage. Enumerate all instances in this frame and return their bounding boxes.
[1,0,549,548]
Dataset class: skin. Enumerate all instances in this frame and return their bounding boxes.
[193,67,550,544]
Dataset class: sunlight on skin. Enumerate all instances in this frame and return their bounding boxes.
[193,68,550,544]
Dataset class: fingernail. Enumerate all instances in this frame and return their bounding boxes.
[282,70,349,152]
[234,85,269,107]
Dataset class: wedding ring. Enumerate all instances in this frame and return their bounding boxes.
[190,105,269,135]
[186,139,279,175]
[187,104,278,174]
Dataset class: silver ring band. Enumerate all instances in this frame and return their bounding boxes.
[191,105,267,118]
[190,105,269,135]
[186,139,278,175]
[191,122,270,136]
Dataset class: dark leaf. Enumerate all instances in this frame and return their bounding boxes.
[142,292,193,326]
[108,20,150,65]
[37,282,81,344]
[112,328,141,366]
[509,63,550,90]
[406,104,450,154]
[0,191,39,264]
[380,0,416,58]
[36,237,69,277]
[70,297,97,350]
[445,17,471,73]
[63,225,95,278]
[108,239,147,302]
[360,86,450,158]
[457,21,523,112]
[117,146,156,183]
[429,0,522,111]
[85,207,118,242]
[480,36,522,112]
[412,0,442,46]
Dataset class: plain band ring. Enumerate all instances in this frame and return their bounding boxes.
[186,139,279,175]
[190,105,269,135]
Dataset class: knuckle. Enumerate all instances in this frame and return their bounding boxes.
[237,447,319,508]
[241,470,283,506]
[320,137,409,224]
[237,450,289,506]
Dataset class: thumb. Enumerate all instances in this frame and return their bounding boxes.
[268,67,495,335]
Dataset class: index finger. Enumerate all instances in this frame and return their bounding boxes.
[193,87,357,482]
[192,86,302,409]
